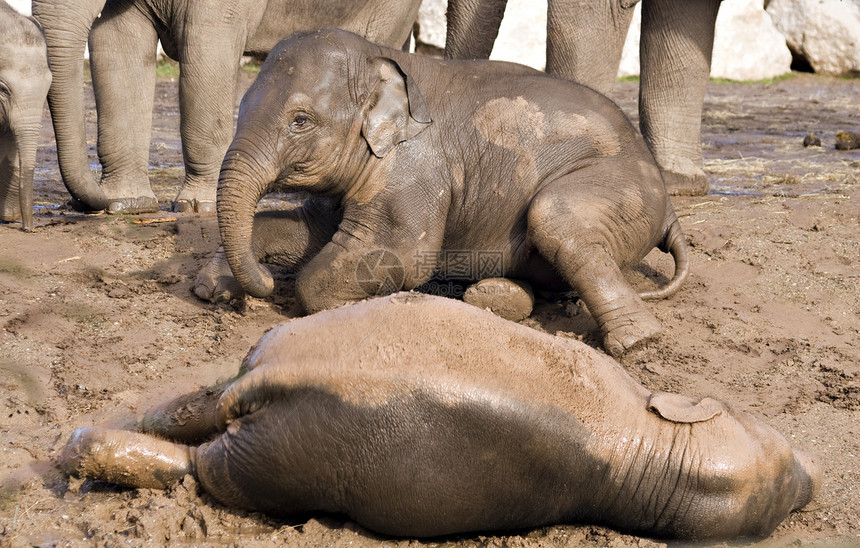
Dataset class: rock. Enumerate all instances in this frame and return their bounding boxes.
[487,0,547,68]
[835,131,860,150]
[415,0,447,54]
[710,0,793,81]
[5,0,29,15]
[766,0,860,76]
[415,0,548,69]
[618,4,642,78]
[803,133,822,147]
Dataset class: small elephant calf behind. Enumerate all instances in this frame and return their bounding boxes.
[0,2,52,230]
[197,28,689,357]
[60,294,819,541]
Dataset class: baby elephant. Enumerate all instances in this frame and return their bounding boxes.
[0,2,52,231]
[196,28,689,356]
[60,293,819,542]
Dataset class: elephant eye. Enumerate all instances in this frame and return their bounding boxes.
[290,113,312,131]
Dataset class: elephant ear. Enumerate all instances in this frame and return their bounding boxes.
[361,56,432,158]
[647,391,726,423]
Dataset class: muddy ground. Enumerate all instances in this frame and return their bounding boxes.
[1,69,858,547]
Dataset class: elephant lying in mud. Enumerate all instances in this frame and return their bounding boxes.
[0,2,52,231]
[59,293,820,541]
[195,29,690,357]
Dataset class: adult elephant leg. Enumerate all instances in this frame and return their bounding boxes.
[639,0,720,196]
[172,7,255,214]
[89,6,159,213]
[31,0,109,212]
[527,171,662,357]
[545,0,638,96]
[194,198,342,302]
[444,0,509,60]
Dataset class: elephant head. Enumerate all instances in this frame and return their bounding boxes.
[217,29,431,299]
[0,3,53,231]
[30,0,109,211]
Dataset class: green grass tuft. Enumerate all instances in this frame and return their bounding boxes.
[156,58,180,80]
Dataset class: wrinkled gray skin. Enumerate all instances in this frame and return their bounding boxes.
[0,1,52,231]
[59,293,820,541]
[30,0,420,214]
[196,29,690,357]
[445,0,721,196]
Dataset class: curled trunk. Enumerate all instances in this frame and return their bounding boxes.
[31,0,109,211]
[217,140,279,298]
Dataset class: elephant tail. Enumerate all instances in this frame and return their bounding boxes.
[639,215,689,300]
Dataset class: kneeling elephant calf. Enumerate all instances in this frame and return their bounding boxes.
[196,28,689,357]
[60,293,819,541]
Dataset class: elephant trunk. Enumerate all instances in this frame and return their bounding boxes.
[217,139,279,299]
[31,0,108,211]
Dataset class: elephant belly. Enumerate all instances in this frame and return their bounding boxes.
[194,385,594,536]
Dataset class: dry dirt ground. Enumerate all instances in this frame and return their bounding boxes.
[1,69,858,547]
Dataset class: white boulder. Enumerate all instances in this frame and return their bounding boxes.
[711,0,793,80]
[416,0,448,52]
[6,0,30,15]
[766,0,860,76]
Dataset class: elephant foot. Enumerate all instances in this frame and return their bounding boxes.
[173,199,216,214]
[58,426,193,490]
[596,305,662,358]
[68,197,104,214]
[0,207,21,223]
[661,168,710,197]
[106,195,159,215]
[139,384,225,445]
[173,186,216,214]
[463,278,534,322]
[194,247,245,302]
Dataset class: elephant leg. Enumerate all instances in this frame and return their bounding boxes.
[545,0,638,96]
[639,0,720,196]
[171,9,250,214]
[58,426,193,489]
[194,199,342,302]
[527,175,661,357]
[462,278,535,322]
[444,0,509,60]
[138,381,231,445]
[89,6,159,214]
